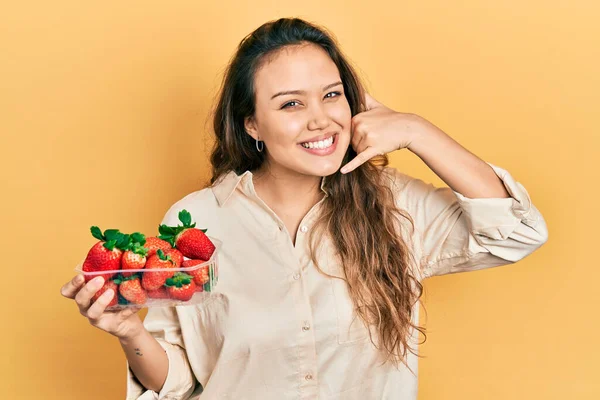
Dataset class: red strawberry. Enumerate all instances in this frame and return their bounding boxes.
[121,233,149,277]
[165,272,197,301]
[121,251,145,278]
[176,230,215,261]
[141,249,176,291]
[143,237,172,258]
[147,286,169,299]
[118,276,147,305]
[82,227,129,282]
[91,280,118,307]
[182,259,210,286]
[164,248,184,268]
[159,210,215,261]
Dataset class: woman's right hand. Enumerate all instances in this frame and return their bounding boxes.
[61,274,145,340]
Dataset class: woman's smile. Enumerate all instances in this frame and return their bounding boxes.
[298,133,338,156]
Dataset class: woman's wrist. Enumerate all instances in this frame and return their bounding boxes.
[117,319,146,344]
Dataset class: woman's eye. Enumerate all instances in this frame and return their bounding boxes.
[281,101,299,109]
[325,91,342,99]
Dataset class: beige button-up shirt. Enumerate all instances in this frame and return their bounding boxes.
[126,163,548,399]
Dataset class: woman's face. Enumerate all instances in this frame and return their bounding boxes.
[245,43,352,178]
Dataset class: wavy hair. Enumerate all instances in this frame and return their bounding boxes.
[209,18,426,368]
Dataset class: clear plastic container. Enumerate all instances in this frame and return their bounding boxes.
[74,238,221,310]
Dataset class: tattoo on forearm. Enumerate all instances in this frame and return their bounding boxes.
[134,347,143,356]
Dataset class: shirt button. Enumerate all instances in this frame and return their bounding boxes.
[305,373,313,381]
[302,322,311,331]
[278,225,284,231]
[293,273,300,280]
[300,225,308,233]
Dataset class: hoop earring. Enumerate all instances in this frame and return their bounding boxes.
[256,139,264,152]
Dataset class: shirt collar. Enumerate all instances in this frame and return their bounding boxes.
[212,170,329,207]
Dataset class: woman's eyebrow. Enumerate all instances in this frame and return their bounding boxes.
[270,81,343,100]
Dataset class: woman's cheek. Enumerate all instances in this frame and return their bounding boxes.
[329,101,352,131]
[274,115,304,144]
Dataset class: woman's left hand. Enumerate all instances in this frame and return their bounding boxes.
[340,93,427,174]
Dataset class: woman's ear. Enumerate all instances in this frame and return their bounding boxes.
[244,116,259,141]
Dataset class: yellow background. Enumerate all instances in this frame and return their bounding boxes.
[1,1,597,399]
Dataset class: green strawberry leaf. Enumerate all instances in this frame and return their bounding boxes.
[179,210,192,227]
[157,249,167,260]
[90,226,104,241]
[133,243,148,257]
[131,232,146,245]
[104,229,120,242]
[165,277,175,286]
[121,274,140,282]
[116,233,130,250]
[158,235,175,248]
[159,224,177,236]
[103,240,117,251]
[201,229,207,233]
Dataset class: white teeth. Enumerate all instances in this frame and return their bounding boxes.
[301,136,334,149]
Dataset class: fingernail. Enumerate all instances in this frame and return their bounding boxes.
[92,276,104,287]
[75,275,84,284]
[103,289,114,298]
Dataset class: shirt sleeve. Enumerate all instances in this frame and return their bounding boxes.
[125,307,197,399]
[389,162,549,279]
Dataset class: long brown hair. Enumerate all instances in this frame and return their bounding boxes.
[209,18,426,368]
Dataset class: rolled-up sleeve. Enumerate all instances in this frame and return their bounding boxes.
[390,162,549,279]
[125,306,196,399]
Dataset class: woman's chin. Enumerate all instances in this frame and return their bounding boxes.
[300,162,342,178]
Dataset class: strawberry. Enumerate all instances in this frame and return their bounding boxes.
[121,232,148,277]
[164,248,184,268]
[182,259,210,286]
[82,227,130,282]
[91,280,118,307]
[143,237,172,258]
[141,249,176,291]
[165,272,197,301]
[147,286,170,299]
[159,210,215,261]
[118,276,147,305]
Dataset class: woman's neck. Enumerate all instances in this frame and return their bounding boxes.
[252,165,324,216]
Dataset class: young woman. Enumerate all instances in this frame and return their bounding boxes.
[61,18,548,399]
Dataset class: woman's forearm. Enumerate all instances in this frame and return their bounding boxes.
[407,117,511,199]
[119,328,169,393]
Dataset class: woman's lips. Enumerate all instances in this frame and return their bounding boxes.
[298,134,338,156]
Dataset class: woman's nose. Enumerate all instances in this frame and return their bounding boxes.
[307,105,331,131]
